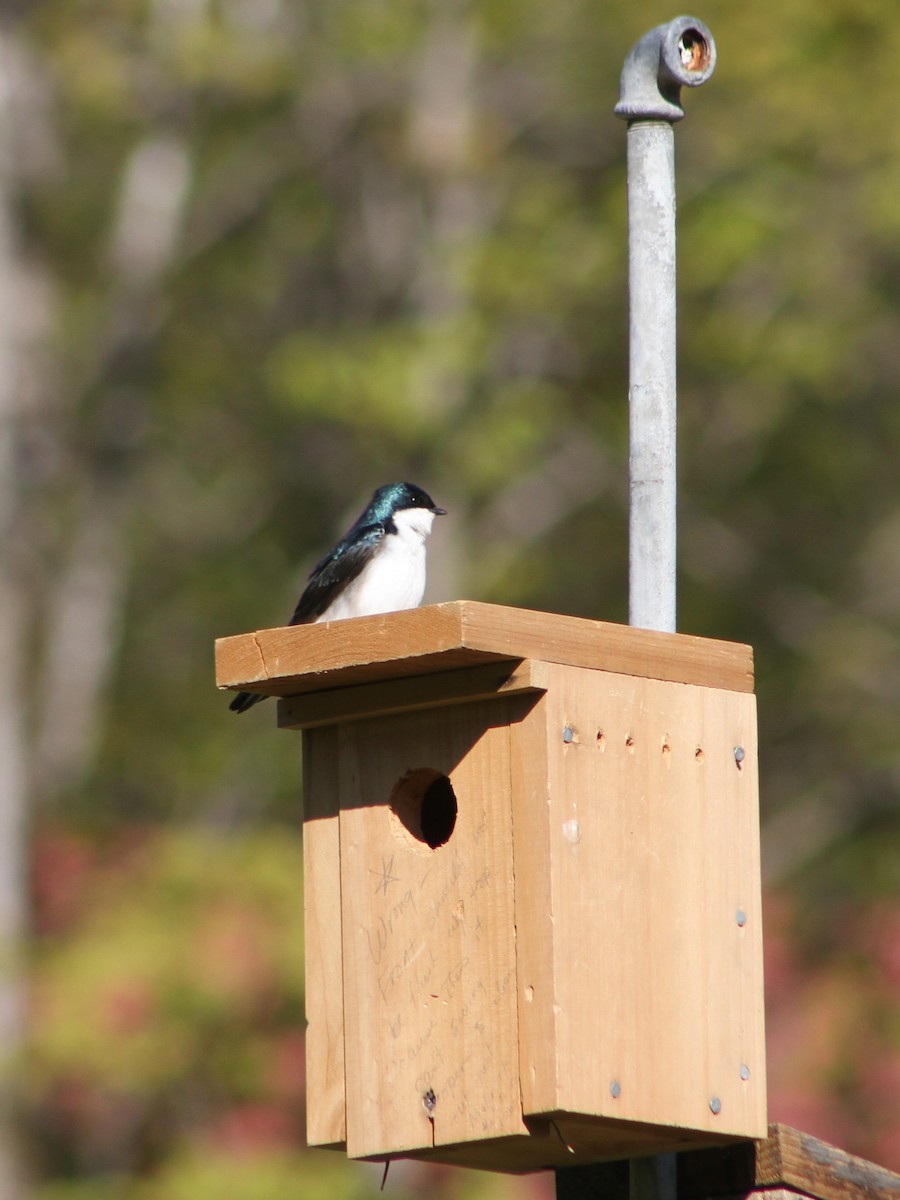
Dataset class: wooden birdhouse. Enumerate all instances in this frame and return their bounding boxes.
[216,601,767,1173]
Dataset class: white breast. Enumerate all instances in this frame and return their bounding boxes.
[317,506,436,622]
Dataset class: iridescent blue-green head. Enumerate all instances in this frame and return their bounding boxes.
[364,482,447,525]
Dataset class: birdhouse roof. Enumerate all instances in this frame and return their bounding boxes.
[216,600,753,704]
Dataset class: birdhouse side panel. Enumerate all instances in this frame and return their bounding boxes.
[507,691,558,1114]
[302,724,347,1149]
[335,701,529,1160]
[516,664,766,1140]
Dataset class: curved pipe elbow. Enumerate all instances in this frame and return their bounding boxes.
[615,16,716,123]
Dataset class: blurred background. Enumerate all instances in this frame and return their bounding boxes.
[2,0,899,1195]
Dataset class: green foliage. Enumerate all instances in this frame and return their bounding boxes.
[28,826,537,1199]
[31,828,304,1119]
[127,1151,375,1200]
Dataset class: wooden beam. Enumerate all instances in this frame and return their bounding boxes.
[277,659,548,729]
[753,1125,900,1200]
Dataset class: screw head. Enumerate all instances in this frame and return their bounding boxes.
[563,725,575,743]
[736,908,747,927]
[734,745,745,766]
[610,1080,621,1099]
[709,1096,722,1115]
[740,1064,751,1081]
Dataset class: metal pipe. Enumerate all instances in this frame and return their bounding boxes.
[612,20,717,1200]
[558,36,717,1198]
[615,16,716,634]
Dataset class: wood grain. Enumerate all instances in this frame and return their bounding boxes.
[302,725,347,1148]
[514,663,766,1139]
[216,601,755,700]
[381,1114,737,1174]
[288,603,770,1170]
[756,1124,900,1200]
[675,1124,900,1200]
[278,659,549,729]
[334,701,527,1159]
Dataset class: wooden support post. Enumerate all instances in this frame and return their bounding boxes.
[555,1153,676,1200]
[630,1154,677,1200]
[556,1159,628,1200]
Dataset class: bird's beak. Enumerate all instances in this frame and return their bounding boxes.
[432,506,448,516]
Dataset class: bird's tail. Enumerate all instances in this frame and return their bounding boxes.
[229,690,268,714]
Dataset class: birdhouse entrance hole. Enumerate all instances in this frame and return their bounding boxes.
[389,768,457,851]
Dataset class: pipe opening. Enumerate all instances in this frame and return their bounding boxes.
[678,29,711,72]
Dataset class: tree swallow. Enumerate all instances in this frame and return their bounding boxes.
[229,481,446,713]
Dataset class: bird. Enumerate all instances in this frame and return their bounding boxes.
[229,481,447,713]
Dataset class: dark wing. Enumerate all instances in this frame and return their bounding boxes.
[230,523,383,713]
[288,523,384,625]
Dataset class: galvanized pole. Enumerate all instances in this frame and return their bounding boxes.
[615,16,716,634]
[555,17,716,1200]
[617,17,716,1200]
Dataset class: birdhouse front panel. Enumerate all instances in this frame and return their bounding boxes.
[320,698,537,1160]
